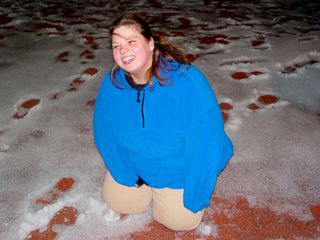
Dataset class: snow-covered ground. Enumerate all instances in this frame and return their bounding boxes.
[0,0,319,239]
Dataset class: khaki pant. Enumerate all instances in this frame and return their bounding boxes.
[102,171,204,231]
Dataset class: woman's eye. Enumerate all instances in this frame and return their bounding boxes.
[112,45,119,49]
[128,40,135,44]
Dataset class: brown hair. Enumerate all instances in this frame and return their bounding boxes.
[109,13,189,86]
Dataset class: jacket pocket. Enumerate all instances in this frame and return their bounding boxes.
[111,124,184,159]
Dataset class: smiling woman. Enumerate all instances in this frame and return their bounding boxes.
[93,13,233,231]
[108,13,188,88]
[111,25,154,84]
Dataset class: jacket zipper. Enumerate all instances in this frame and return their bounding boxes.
[136,89,145,128]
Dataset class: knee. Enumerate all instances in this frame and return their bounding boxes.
[102,185,119,212]
[154,209,204,231]
[102,174,152,214]
[103,187,148,214]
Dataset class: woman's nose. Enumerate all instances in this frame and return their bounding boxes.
[120,45,129,54]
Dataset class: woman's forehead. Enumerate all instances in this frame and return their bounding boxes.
[112,25,143,42]
[113,24,140,36]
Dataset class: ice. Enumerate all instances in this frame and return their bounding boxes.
[197,222,218,237]
[19,193,81,238]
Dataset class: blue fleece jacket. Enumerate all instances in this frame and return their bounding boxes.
[93,61,233,213]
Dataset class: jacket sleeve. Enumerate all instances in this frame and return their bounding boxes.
[183,108,233,213]
[93,79,138,186]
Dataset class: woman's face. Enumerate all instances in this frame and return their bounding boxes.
[112,25,154,82]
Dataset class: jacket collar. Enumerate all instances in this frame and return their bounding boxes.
[113,59,184,90]
[115,68,157,91]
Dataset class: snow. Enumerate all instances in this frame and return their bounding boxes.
[197,222,218,237]
[0,0,320,239]
[20,192,81,238]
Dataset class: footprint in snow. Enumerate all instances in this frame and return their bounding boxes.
[247,94,280,111]
[281,59,319,75]
[56,51,70,62]
[231,70,268,81]
[13,98,40,120]
[52,67,99,99]
[25,177,78,240]
[25,206,78,240]
[219,57,268,67]
[219,102,233,123]
[35,177,75,206]
[218,57,270,82]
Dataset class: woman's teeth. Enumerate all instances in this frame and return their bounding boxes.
[122,56,134,64]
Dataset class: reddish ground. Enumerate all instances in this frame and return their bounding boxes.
[231,71,264,80]
[282,59,319,74]
[258,95,279,105]
[219,102,233,123]
[127,197,320,240]
[36,177,75,205]
[251,37,266,47]
[247,102,262,110]
[246,95,279,111]
[24,178,320,240]
[13,99,41,120]
[26,206,78,240]
[82,67,99,75]
[57,51,70,62]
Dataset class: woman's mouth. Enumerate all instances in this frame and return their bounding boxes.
[122,56,135,65]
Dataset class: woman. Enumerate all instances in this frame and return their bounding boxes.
[93,13,233,231]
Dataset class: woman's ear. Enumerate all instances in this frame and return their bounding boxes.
[149,38,155,51]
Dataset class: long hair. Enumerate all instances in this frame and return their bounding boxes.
[109,13,189,86]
